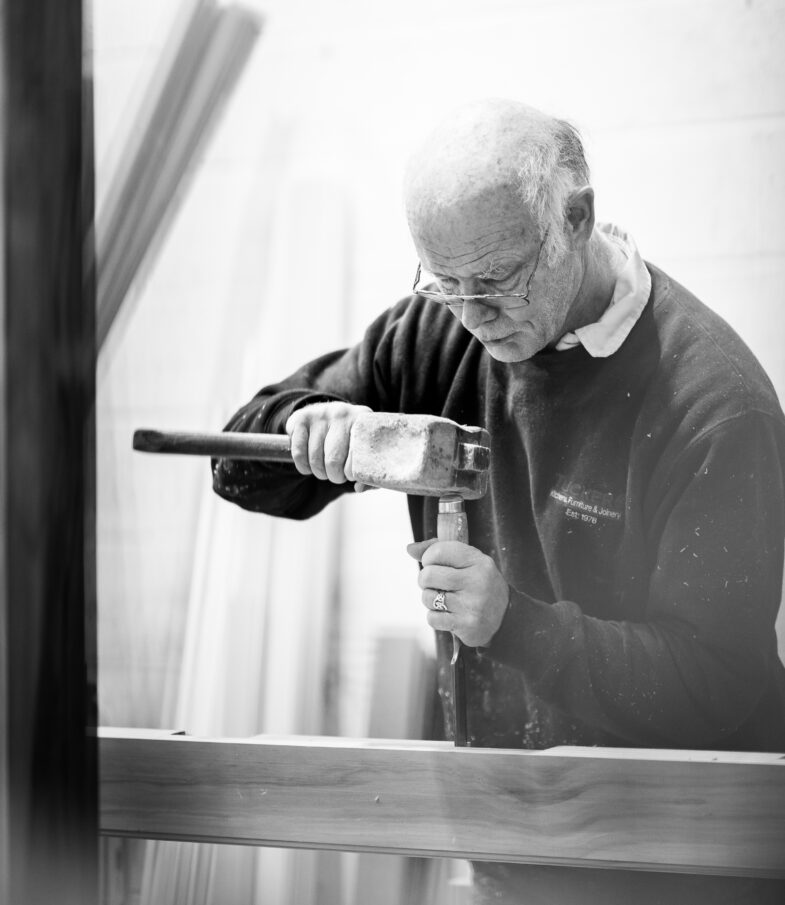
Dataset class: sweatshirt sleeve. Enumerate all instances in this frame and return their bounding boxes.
[213,340,386,519]
[212,296,470,519]
[485,412,785,747]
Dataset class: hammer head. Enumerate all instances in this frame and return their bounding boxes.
[349,413,491,499]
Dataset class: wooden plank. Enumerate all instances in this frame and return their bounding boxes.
[355,632,440,905]
[1,1,97,904]
[98,731,785,879]
[94,0,262,353]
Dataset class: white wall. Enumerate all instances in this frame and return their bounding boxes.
[95,0,785,732]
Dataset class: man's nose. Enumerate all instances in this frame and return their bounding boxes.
[460,297,497,330]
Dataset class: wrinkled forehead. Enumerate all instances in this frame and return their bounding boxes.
[408,181,536,270]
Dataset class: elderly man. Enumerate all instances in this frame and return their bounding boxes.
[214,100,785,903]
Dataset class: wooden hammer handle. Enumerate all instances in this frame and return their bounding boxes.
[133,428,292,461]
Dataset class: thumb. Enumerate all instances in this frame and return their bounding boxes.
[406,537,437,561]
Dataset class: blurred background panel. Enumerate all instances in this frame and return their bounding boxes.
[93,1,785,903]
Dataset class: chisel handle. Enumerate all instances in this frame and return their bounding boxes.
[437,494,469,748]
[133,428,292,461]
[437,495,469,545]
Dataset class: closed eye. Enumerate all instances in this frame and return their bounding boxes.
[434,275,459,293]
[485,265,523,291]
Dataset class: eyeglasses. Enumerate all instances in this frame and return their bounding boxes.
[412,232,547,311]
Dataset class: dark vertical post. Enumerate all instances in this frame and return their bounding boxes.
[1,1,97,904]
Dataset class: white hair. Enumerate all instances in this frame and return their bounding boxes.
[404,101,592,268]
[513,118,590,266]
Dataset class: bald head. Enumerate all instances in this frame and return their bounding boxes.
[404,99,589,266]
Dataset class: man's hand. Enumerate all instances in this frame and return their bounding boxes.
[285,401,373,488]
[407,539,510,648]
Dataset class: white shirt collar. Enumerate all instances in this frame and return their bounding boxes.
[555,223,651,357]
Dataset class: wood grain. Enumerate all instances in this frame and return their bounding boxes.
[99,731,785,878]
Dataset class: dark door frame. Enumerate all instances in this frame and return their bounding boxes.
[1,2,97,903]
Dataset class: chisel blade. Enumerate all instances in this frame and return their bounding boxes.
[451,635,468,747]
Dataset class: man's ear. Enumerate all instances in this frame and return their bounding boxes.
[565,186,595,250]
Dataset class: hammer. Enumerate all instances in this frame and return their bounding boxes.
[133,412,492,746]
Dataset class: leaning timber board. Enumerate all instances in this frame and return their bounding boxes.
[98,730,785,877]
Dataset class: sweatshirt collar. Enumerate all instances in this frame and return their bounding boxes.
[555,223,651,357]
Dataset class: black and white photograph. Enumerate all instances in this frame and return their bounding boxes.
[2,1,784,903]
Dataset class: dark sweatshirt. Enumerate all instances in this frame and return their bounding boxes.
[214,264,785,753]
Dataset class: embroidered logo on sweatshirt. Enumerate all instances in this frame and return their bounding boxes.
[549,475,624,526]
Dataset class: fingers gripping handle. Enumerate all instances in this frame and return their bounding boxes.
[438,494,469,747]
